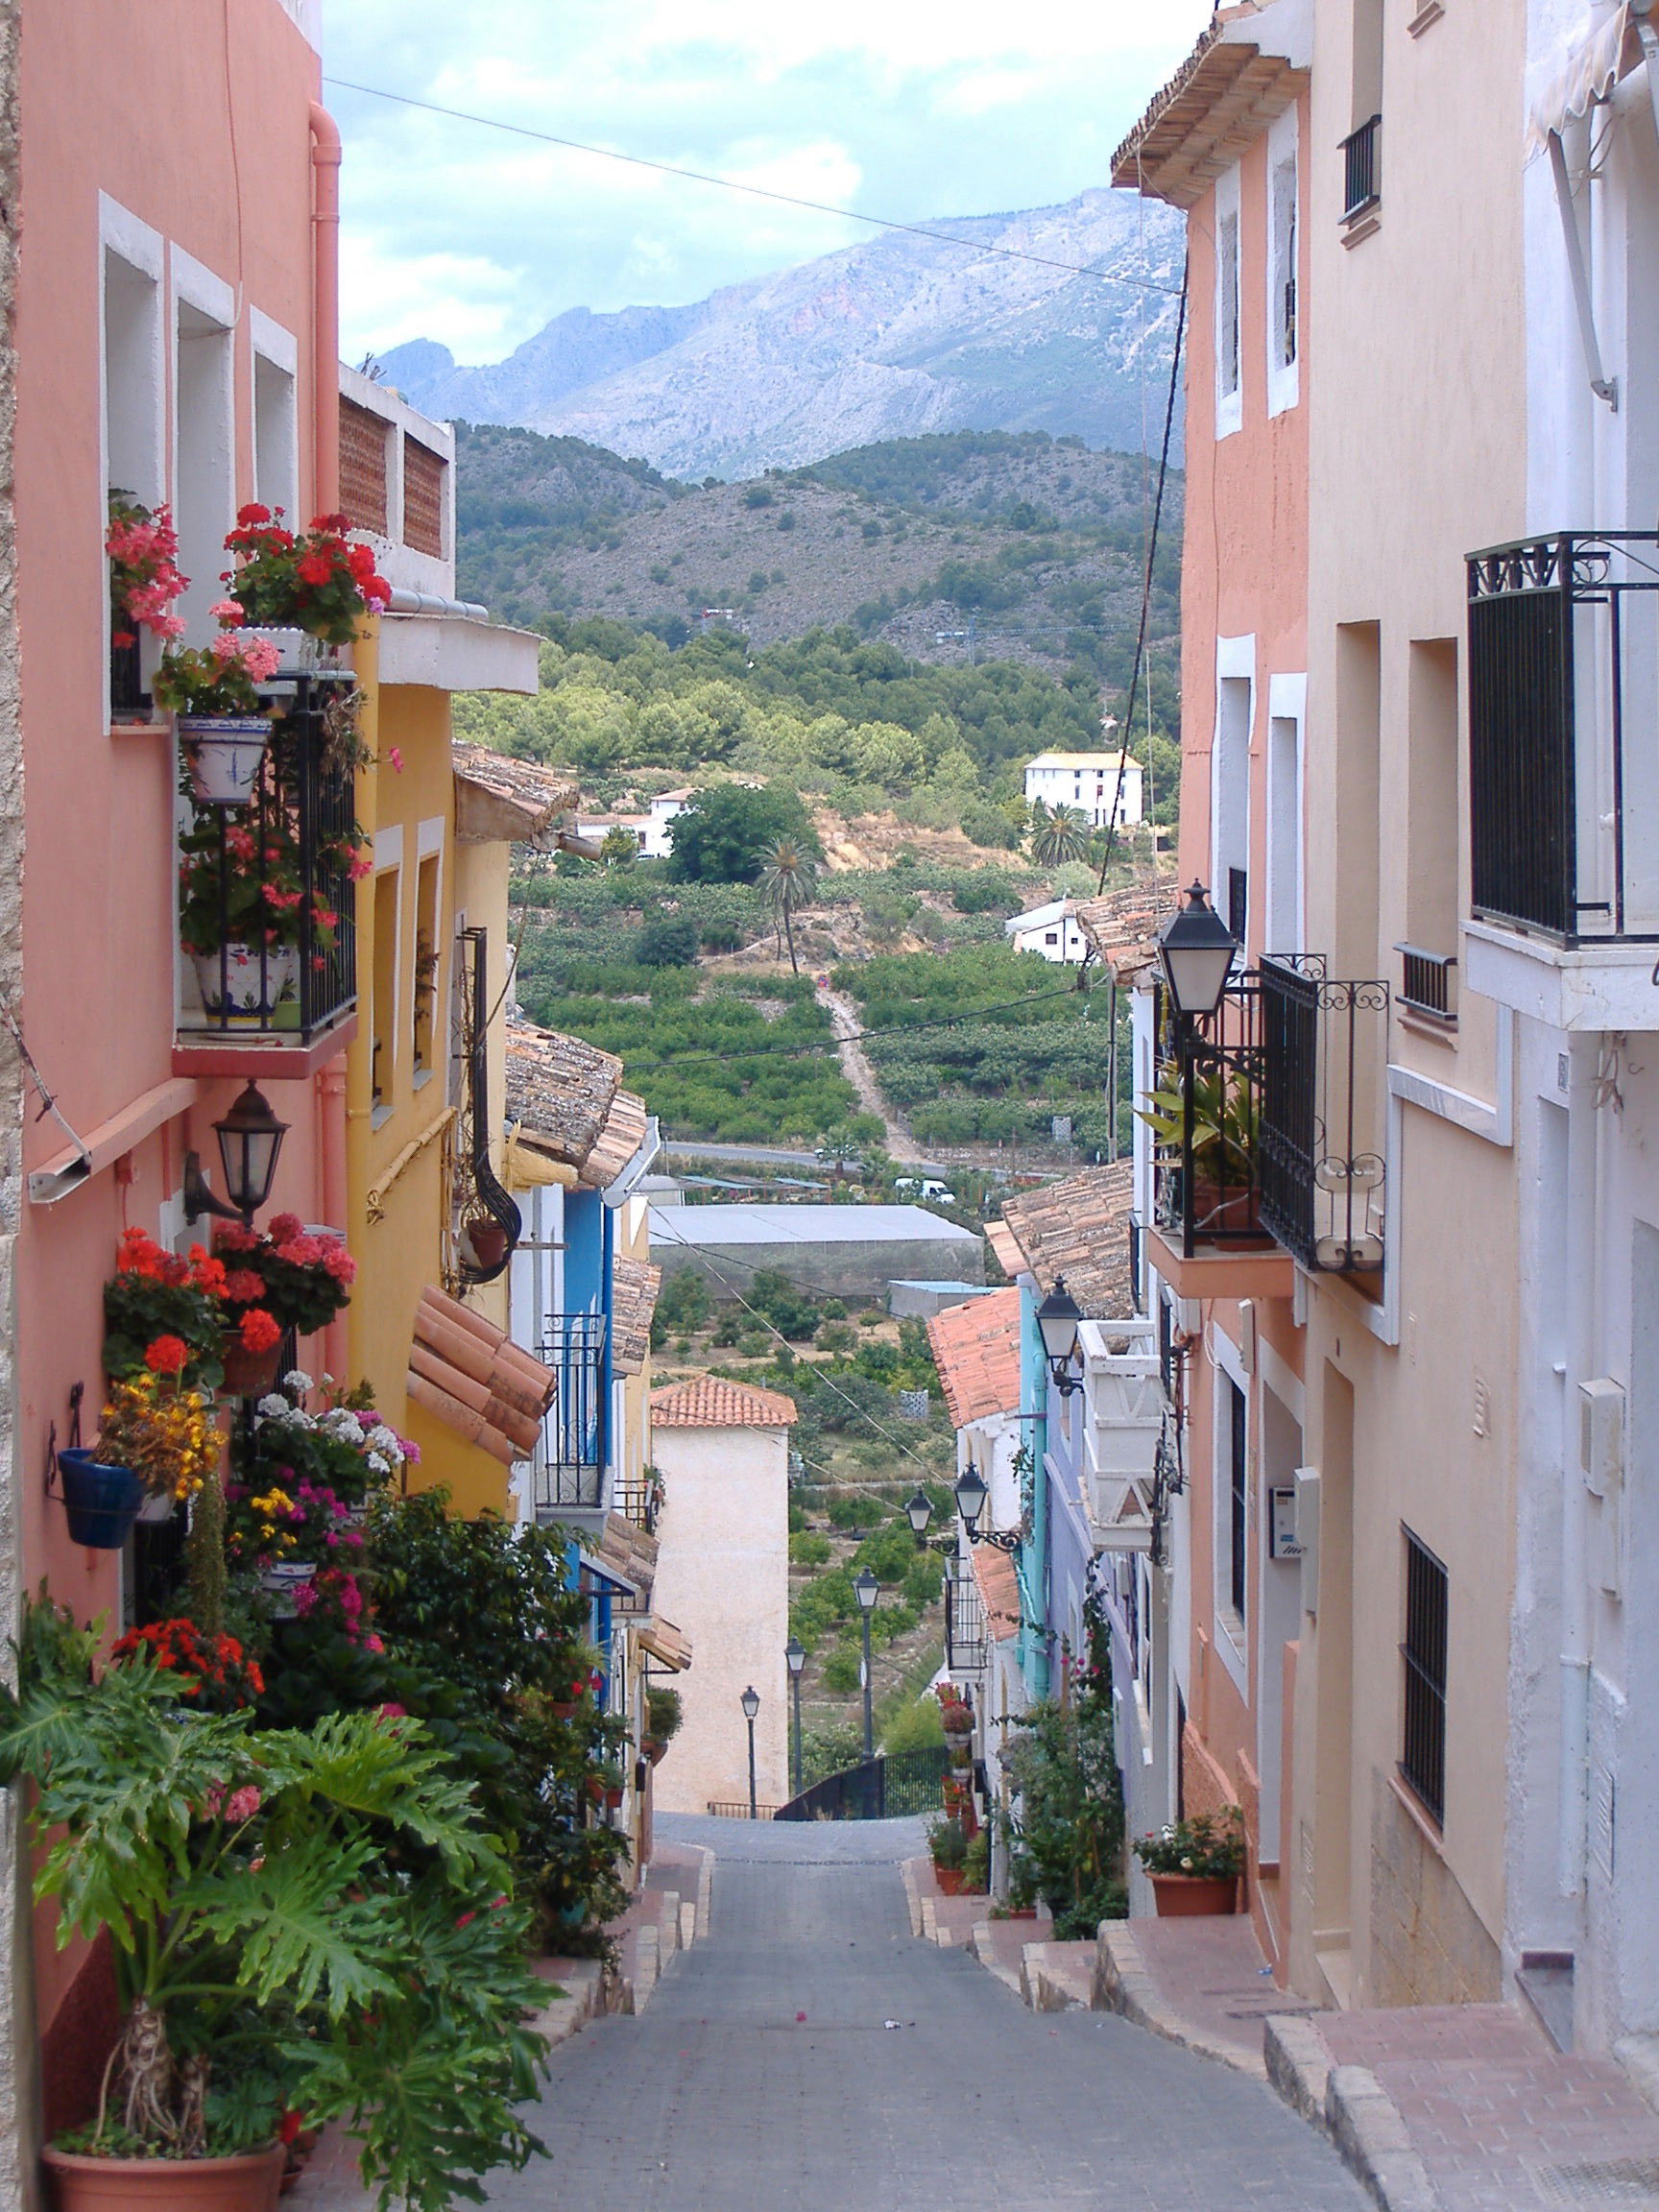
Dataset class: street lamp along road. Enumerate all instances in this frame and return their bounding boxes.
[740,1684,760,1820]
[183,1081,290,1229]
[1034,1276,1084,1398]
[854,1568,878,1760]
[953,1464,1022,1555]
[784,1637,805,1799]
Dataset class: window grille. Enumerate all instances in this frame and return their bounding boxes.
[1400,1528,1448,1823]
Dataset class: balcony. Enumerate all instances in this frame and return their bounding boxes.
[1465,531,1659,1029]
[1258,957,1388,1275]
[531,1312,608,1523]
[175,674,358,1077]
[944,1554,987,1674]
[1078,1318,1162,1555]
[1145,974,1297,1300]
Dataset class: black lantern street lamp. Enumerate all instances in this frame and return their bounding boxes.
[854,1567,879,1759]
[953,1464,1022,1554]
[183,1082,290,1229]
[1035,1276,1084,1398]
[740,1684,760,1819]
[905,1486,934,1541]
[784,1637,805,1798]
[1156,880,1240,1026]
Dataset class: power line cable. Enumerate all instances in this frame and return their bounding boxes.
[324,76,1184,300]
[1098,252,1188,890]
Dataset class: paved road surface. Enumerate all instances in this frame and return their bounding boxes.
[480,1815,1368,2210]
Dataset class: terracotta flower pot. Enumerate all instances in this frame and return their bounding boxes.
[462,1218,510,1270]
[933,1865,966,1896]
[42,2142,285,2212]
[1191,1182,1262,1238]
[220,1333,283,1399]
[1147,1869,1238,1916]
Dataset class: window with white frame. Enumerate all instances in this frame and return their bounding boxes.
[1212,654,1253,943]
[173,254,236,644]
[1267,108,1300,416]
[251,313,300,520]
[1264,677,1305,956]
[1216,196,1242,434]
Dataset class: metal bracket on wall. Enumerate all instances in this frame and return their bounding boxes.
[43,1381,84,1500]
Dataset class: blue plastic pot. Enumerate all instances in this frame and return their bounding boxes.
[57,1449,146,1550]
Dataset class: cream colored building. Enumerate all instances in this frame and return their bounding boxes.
[648,1377,796,1815]
[1023,750,1144,830]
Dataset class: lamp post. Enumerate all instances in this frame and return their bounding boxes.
[1034,1277,1084,1398]
[784,1637,805,1798]
[1153,882,1241,1259]
[182,1082,290,1229]
[740,1684,760,1819]
[854,1567,879,1759]
[953,1464,1022,1554]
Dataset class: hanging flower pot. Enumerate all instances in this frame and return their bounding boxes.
[42,2140,286,2211]
[136,1488,179,1526]
[191,946,300,1029]
[239,625,353,680]
[57,1450,147,1550]
[461,1216,510,1271]
[220,1331,284,1399]
[258,1561,318,1620]
[179,715,273,805]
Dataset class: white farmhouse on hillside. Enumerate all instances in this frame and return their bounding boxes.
[576,786,694,860]
[1023,750,1143,829]
[1005,897,1089,964]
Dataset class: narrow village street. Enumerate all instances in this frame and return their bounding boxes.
[477,1817,1367,2211]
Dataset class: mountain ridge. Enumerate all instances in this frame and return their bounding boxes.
[379,188,1183,480]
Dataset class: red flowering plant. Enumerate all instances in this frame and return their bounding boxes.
[103,1230,228,1395]
[151,629,283,718]
[214,1214,356,1338]
[177,802,356,964]
[110,1619,266,1713]
[106,495,188,646]
[221,505,392,645]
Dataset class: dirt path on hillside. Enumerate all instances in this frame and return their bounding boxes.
[816,985,926,1165]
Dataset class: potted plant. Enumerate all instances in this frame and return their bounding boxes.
[926,1815,969,1896]
[103,1231,228,1398]
[107,495,188,713]
[95,1365,218,1527]
[0,1599,549,2212]
[1133,1806,1245,1916]
[212,1215,355,1392]
[1136,1065,1261,1234]
[153,632,284,805]
[642,1684,682,1765]
[961,1825,991,1896]
[221,506,391,661]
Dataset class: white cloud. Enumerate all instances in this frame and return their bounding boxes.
[324,0,1213,362]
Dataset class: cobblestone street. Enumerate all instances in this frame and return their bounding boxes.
[477,1817,1367,2211]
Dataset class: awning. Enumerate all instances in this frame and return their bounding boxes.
[578,1551,639,1600]
[1526,5,1642,156]
[638,1619,692,1671]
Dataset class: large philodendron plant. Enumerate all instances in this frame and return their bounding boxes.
[0,1600,549,2210]
[1134,1062,1260,1189]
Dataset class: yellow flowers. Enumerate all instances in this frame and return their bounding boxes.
[249,1485,297,1549]
[98,1373,218,1503]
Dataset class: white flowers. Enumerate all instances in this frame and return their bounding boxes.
[283,1369,314,1395]
[366,1452,391,1477]
[255,1395,289,1420]
[322,1407,363,1440]
[367,1424,406,1465]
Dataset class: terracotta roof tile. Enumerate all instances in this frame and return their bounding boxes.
[505,1020,623,1170]
[650,1376,798,1430]
[999,1161,1136,1321]
[1110,7,1307,207]
[1073,880,1180,988]
[986,1221,1025,1279]
[926,1289,1022,1428]
[452,746,579,846]
[970,1541,1022,1637]
[610,1255,661,1377]
[582,1087,649,1190]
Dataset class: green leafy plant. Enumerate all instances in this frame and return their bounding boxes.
[1003,1671,1127,1939]
[926,1815,968,1870]
[1134,1063,1259,1186]
[0,1599,546,2208]
[644,1685,683,1745]
[961,1826,991,1892]
[1132,1806,1245,1878]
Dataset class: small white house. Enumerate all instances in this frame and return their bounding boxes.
[1005,897,1089,964]
[577,787,693,860]
[1023,750,1143,830]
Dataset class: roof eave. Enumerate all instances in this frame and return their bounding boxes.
[1111,4,1312,207]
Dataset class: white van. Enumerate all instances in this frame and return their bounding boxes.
[896,1176,956,1204]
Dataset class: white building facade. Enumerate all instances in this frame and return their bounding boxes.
[1023,751,1145,830]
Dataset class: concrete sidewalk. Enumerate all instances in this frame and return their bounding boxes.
[1094,1911,1659,2212]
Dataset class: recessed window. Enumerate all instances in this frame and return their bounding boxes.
[412,853,441,1081]
[371,867,400,1123]
[1225,1373,1248,1624]
[1272,155,1298,371]
[1217,208,1241,405]
[174,301,234,642]
[1401,1528,1448,1823]
[253,352,298,519]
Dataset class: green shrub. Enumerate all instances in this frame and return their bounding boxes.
[789,1531,832,1566]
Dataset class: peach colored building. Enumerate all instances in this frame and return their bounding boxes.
[1,0,349,2162]
[648,1378,795,1816]
[1113,0,1313,1976]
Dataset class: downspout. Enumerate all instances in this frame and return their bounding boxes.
[308,102,342,512]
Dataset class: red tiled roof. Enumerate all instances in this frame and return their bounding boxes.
[926,1289,1022,1429]
[970,1540,1022,1638]
[999,1161,1136,1321]
[649,1377,798,1430]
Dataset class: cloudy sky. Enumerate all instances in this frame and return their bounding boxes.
[323,0,1214,367]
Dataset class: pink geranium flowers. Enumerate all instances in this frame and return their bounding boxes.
[107,497,188,644]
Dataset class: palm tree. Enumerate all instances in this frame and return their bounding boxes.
[757,836,817,974]
[1027,800,1091,868]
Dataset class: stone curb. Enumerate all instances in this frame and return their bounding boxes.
[1264,2012,1331,2130]
[1324,2063,1443,2212]
[528,1957,606,2045]
[1020,1941,1091,2012]
[900,1856,925,1938]
[969,1920,1023,1994]
[1091,1922,1267,2080]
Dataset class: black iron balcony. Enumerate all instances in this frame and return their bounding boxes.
[1468,532,1659,944]
[177,674,357,1046]
[532,1312,608,1518]
[1341,114,1381,222]
[1258,957,1389,1274]
[945,1555,987,1673]
[1147,974,1270,1259]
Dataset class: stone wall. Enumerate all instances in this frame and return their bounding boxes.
[1367,1771,1501,2008]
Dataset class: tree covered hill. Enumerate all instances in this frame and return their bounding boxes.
[453,423,1181,692]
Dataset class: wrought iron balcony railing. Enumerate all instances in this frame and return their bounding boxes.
[532,1311,608,1519]
[1341,114,1381,222]
[177,674,357,1046]
[1148,974,1270,1259]
[944,1554,987,1673]
[1396,944,1457,1023]
[1258,957,1388,1274]
[1468,531,1659,943]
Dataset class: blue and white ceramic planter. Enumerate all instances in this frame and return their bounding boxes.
[179,714,272,805]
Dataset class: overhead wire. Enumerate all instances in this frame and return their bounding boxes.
[323,76,1184,300]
